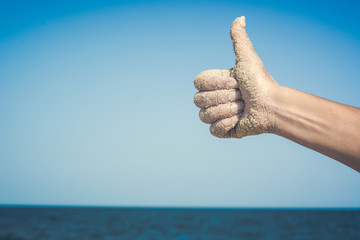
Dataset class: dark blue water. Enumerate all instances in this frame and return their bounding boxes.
[0,207,359,240]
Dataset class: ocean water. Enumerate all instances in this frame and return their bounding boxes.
[0,207,359,240]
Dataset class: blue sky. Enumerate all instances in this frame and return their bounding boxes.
[0,0,359,207]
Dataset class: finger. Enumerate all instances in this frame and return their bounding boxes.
[194,69,238,91]
[210,114,241,138]
[194,89,241,108]
[230,16,257,63]
[199,101,244,124]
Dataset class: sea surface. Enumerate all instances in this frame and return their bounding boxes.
[0,207,359,240]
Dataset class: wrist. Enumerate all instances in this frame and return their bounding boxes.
[264,82,283,135]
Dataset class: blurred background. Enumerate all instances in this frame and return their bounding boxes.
[0,0,359,208]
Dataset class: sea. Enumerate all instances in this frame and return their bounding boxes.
[0,207,359,240]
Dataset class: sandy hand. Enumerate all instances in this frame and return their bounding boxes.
[194,16,278,138]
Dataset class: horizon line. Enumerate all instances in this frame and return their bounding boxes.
[0,204,359,210]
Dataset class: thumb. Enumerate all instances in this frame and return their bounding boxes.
[230,16,256,63]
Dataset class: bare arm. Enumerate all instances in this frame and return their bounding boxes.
[270,85,360,172]
[194,16,360,172]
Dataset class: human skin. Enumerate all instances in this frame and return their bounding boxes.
[193,16,360,172]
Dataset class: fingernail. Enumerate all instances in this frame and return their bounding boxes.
[227,80,238,88]
[228,92,236,101]
[231,103,239,113]
[240,16,246,28]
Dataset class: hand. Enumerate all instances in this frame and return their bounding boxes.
[194,16,279,138]
[194,16,360,172]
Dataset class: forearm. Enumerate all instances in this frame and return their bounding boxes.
[269,85,360,172]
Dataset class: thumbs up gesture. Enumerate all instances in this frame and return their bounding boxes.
[194,16,279,138]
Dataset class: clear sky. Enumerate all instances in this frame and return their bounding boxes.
[0,0,359,207]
